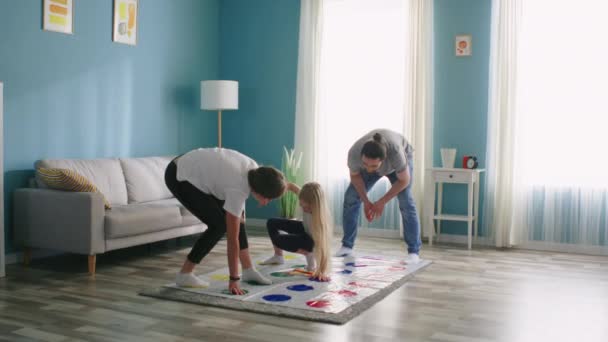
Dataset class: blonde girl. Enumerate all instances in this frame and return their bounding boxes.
[261,182,332,281]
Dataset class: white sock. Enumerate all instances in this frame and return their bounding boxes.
[334,246,353,257]
[175,272,209,288]
[305,253,316,272]
[242,268,272,285]
[260,255,285,265]
[405,253,420,264]
[344,254,356,264]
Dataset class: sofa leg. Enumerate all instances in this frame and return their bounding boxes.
[88,255,96,276]
[23,247,32,266]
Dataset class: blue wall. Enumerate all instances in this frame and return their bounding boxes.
[219,0,301,219]
[433,0,492,236]
[1,0,494,257]
[1,0,220,253]
[219,0,493,235]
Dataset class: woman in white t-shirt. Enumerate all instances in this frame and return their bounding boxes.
[165,147,286,295]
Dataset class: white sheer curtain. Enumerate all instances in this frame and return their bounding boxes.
[294,0,433,236]
[294,0,324,184]
[484,0,521,247]
[406,0,434,239]
[486,0,608,252]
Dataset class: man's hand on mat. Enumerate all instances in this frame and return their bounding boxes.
[229,280,245,295]
[363,200,374,222]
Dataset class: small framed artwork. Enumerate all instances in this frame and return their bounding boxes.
[112,0,138,46]
[43,0,74,34]
[455,35,472,56]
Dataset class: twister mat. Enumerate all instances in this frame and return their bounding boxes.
[141,253,431,324]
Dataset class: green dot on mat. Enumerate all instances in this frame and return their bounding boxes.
[292,264,307,268]
[270,271,293,277]
[221,289,249,295]
[245,280,266,286]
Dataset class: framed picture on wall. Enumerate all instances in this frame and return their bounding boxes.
[455,34,472,56]
[43,0,74,34]
[112,0,138,46]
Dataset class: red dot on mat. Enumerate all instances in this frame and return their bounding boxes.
[389,266,407,271]
[348,281,368,288]
[337,290,357,297]
[306,300,331,308]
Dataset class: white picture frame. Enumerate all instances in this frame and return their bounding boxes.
[43,0,74,34]
[455,34,472,57]
[112,0,138,46]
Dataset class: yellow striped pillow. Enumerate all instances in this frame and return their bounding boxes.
[36,167,112,209]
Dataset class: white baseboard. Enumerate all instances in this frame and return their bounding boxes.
[434,233,494,247]
[433,234,608,256]
[518,241,608,256]
[247,218,401,239]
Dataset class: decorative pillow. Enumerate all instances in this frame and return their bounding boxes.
[36,167,112,209]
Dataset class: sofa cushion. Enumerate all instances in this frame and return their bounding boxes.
[120,156,174,203]
[104,204,182,239]
[137,198,201,226]
[36,168,112,209]
[35,158,128,205]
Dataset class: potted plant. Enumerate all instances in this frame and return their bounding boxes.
[279,147,302,219]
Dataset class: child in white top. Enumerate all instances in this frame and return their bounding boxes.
[262,182,332,281]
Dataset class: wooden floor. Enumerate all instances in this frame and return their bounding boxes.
[1,231,608,342]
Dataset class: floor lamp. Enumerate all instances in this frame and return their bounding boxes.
[201,80,239,148]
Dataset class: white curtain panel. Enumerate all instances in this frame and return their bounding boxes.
[513,0,608,252]
[406,0,434,239]
[486,0,608,252]
[483,0,521,248]
[294,0,324,184]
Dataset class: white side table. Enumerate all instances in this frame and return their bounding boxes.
[425,168,485,250]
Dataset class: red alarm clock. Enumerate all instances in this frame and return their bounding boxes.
[462,155,478,169]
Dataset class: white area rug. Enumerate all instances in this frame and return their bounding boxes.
[140,253,431,324]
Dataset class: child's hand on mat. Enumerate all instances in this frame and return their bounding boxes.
[229,280,245,295]
[311,273,331,282]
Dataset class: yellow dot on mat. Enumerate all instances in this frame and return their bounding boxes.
[284,255,296,260]
[211,274,230,281]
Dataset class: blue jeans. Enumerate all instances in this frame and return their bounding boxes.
[341,156,421,254]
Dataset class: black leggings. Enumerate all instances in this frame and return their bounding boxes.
[165,161,248,264]
[266,218,314,253]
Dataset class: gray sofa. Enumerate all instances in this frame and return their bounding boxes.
[14,156,207,274]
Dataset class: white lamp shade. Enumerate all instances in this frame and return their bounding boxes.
[201,80,238,110]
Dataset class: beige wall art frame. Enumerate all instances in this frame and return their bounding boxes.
[113,0,138,45]
[43,0,74,34]
[455,34,472,57]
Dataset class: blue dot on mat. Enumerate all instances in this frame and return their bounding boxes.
[345,262,355,266]
[262,294,292,302]
[340,269,353,274]
[287,284,314,291]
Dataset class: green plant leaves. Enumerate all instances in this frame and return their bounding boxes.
[278,146,302,218]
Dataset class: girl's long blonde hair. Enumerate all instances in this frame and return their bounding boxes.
[299,182,332,277]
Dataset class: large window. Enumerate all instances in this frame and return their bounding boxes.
[317,0,409,232]
[516,0,608,188]
[513,0,608,247]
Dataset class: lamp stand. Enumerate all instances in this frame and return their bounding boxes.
[218,110,222,148]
